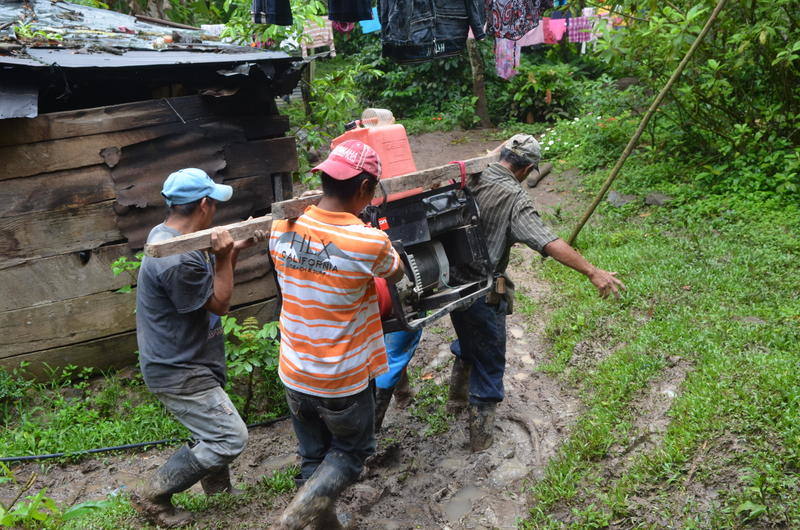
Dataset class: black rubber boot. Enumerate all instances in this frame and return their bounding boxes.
[131,444,208,528]
[276,452,352,530]
[373,386,395,433]
[468,402,497,453]
[201,465,245,496]
[446,358,472,414]
[393,369,414,409]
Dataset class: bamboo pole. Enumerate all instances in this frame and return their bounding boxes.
[567,0,729,246]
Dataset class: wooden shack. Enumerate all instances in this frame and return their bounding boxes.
[0,0,301,378]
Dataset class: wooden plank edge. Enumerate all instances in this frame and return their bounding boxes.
[0,298,279,381]
[145,217,273,257]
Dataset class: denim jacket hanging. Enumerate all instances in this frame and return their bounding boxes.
[379,0,486,64]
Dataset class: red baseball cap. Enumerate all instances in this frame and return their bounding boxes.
[312,140,382,180]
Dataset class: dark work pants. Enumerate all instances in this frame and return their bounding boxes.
[284,384,376,484]
[449,296,508,404]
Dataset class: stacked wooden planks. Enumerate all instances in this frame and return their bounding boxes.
[0,94,296,379]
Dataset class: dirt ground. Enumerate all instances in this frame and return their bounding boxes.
[2,130,589,529]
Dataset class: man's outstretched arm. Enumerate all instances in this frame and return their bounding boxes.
[543,238,626,298]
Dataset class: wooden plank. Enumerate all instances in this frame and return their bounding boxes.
[270,153,500,219]
[0,122,187,181]
[0,274,278,358]
[115,174,274,250]
[222,137,298,180]
[0,244,272,313]
[0,290,138,358]
[145,153,500,258]
[145,217,273,257]
[0,298,279,380]
[0,243,132,312]
[0,201,122,271]
[0,92,289,147]
[0,99,179,147]
[0,95,216,147]
[0,332,141,380]
[0,165,115,218]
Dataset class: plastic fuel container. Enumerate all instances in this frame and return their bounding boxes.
[331,108,419,202]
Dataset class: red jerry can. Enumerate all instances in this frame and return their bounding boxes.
[331,108,421,202]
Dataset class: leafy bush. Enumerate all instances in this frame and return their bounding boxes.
[506,61,582,123]
[0,365,31,424]
[594,0,800,198]
[222,0,325,47]
[222,316,284,422]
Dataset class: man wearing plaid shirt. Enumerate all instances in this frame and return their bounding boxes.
[448,134,625,451]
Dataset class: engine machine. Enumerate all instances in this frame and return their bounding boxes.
[333,108,494,332]
[363,182,493,332]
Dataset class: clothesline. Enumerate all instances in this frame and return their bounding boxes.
[250,0,633,68]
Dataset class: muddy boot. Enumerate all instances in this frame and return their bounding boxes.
[276,453,351,530]
[312,504,347,530]
[468,402,497,452]
[392,369,414,409]
[201,465,245,496]
[374,386,394,433]
[131,444,208,528]
[446,359,472,414]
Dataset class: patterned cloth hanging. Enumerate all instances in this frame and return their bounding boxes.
[485,0,553,40]
[567,16,593,42]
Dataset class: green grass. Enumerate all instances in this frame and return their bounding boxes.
[59,467,298,529]
[409,370,454,437]
[520,146,800,527]
[1,370,186,459]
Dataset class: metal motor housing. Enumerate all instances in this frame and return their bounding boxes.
[363,183,493,332]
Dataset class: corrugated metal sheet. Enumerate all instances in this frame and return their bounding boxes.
[0,0,292,69]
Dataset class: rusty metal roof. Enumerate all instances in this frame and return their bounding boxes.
[0,0,292,69]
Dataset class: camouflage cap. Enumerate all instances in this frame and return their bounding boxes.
[504,134,541,167]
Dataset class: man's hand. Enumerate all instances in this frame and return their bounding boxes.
[234,229,268,252]
[210,228,234,259]
[588,268,626,299]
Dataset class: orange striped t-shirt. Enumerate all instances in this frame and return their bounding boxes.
[269,205,401,397]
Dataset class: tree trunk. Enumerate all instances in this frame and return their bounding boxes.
[466,38,493,128]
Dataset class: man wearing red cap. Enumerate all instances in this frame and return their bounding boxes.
[270,140,405,529]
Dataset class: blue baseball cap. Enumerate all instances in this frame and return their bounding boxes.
[161,168,233,206]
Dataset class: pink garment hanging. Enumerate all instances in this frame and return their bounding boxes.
[495,38,519,79]
[517,22,545,47]
[567,16,593,42]
[542,17,566,44]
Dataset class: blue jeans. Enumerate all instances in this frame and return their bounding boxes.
[375,330,423,390]
[284,384,376,483]
[449,296,508,404]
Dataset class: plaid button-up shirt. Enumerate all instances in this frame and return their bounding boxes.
[456,162,558,282]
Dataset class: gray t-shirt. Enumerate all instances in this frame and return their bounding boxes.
[136,224,226,394]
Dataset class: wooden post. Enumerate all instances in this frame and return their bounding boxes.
[466,38,493,128]
[567,0,730,246]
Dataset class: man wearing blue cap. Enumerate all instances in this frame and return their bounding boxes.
[132,168,262,527]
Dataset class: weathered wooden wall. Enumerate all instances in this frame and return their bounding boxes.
[0,93,295,379]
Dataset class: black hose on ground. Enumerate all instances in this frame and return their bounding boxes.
[0,415,290,464]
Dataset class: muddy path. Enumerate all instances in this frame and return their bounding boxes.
[3,130,585,529]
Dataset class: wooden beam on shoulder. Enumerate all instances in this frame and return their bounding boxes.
[144,152,499,258]
[144,216,273,258]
